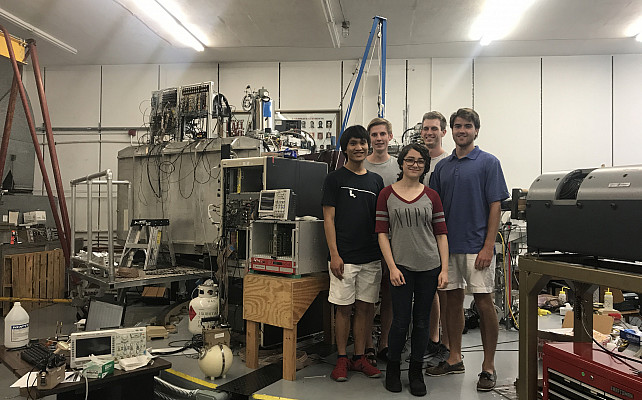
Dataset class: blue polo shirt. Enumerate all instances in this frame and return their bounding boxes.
[429,146,509,254]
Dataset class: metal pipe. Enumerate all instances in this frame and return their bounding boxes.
[128,182,133,226]
[28,40,71,256]
[36,140,132,145]
[70,170,111,185]
[0,74,20,180]
[86,180,92,264]
[71,184,76,256]
[91,180,130,185]
[36,127,146,132]
[0,25,69,264]
[106,170,114,281]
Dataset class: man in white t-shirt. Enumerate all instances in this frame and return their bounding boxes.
[421,111,451,365]
[362,117,400,365]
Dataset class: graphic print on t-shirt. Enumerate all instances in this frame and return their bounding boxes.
[391,207,433,228]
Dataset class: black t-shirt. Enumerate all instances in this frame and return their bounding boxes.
[321,167,384,264]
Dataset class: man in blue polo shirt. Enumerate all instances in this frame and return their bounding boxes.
[426,108,509,392]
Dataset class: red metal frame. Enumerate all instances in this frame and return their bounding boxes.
[0,26,70,265]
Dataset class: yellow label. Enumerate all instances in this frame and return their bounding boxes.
[0,32,27,64]
[156,231,162,245]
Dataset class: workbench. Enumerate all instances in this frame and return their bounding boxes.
[517,255,642,399]
[243,273,331,381]
[0,344,171,399]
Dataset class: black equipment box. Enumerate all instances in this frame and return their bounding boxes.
[526,166,642,262]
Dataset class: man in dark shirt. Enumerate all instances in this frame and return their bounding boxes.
[322,125,384,382]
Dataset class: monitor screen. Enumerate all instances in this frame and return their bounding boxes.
[75,336,112,358]
[260,192,275,211]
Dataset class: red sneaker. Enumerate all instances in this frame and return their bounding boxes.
[351,356,382,378]
[331,357,351,382]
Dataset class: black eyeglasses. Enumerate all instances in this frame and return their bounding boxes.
[403,158,425,166]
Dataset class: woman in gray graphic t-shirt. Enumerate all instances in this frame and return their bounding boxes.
[375,143,449,396]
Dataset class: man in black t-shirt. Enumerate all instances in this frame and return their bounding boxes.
[322,125,384,382]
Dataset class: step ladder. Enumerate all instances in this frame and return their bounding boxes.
[119,219,176,270]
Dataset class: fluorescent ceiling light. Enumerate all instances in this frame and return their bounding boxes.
[116,0,206,51]
[321,0,341,48]
[625,17,642,37]
[0,7,77,54]
[469,0,536,46]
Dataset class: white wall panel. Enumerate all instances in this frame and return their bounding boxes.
[44,66,101,127]
[99,137,132,179]
[340,59,405,142]
[542,56,611,172]
[280,61,341,110]
[613,55,642,167]
[219,62,278,111]
[474,57,541,190]
[102,64,159,128]
[159,63,218,89]
[407,59,432,128]
[382,59,407,143]
[70,196,109,233]
[431,58,473,152]
[341,59,363,130]
[42,134,100,193]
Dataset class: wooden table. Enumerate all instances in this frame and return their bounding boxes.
[518,255,642,400]
[243,273,331,380]
[0,345,171,399]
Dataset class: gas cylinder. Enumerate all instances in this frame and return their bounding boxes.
[188,280,219,335]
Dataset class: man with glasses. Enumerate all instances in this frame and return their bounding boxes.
[420,111,452,367]
[362,117,400,365]
[426,108,509,392]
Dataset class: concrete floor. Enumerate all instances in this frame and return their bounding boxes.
[0,300,533,400]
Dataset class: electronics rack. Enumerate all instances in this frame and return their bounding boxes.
[179,81,215,141]
[149,88,179,143]
[219,157,327,334]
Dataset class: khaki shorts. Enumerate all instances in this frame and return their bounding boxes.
[328,261,381,305]
[442,253,495,294]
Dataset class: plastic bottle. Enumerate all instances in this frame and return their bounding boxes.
[558,286,568,304]
[4,302,29,348]
[560,303,572,318]
[604,288,614,311]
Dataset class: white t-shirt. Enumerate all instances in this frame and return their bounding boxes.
[423,151,449,186]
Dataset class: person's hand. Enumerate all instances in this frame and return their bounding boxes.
[437,270,448,289]
[475,246,493,270]
[330,255,344,280]
[389,266,406,286]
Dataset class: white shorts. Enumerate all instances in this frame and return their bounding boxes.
[328,261,381,305]
[442,253,495,294]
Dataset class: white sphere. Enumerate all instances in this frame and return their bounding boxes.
[198,344,233,379]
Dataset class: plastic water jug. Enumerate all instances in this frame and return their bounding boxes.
[4,302,29,348]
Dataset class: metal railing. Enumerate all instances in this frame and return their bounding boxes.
[70,169,132,282]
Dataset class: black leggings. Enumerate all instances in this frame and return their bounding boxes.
[387,265,440,363]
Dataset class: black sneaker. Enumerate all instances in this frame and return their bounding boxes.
[424,342,449,365]
[477,370,497,391]
[425,360,465,376]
